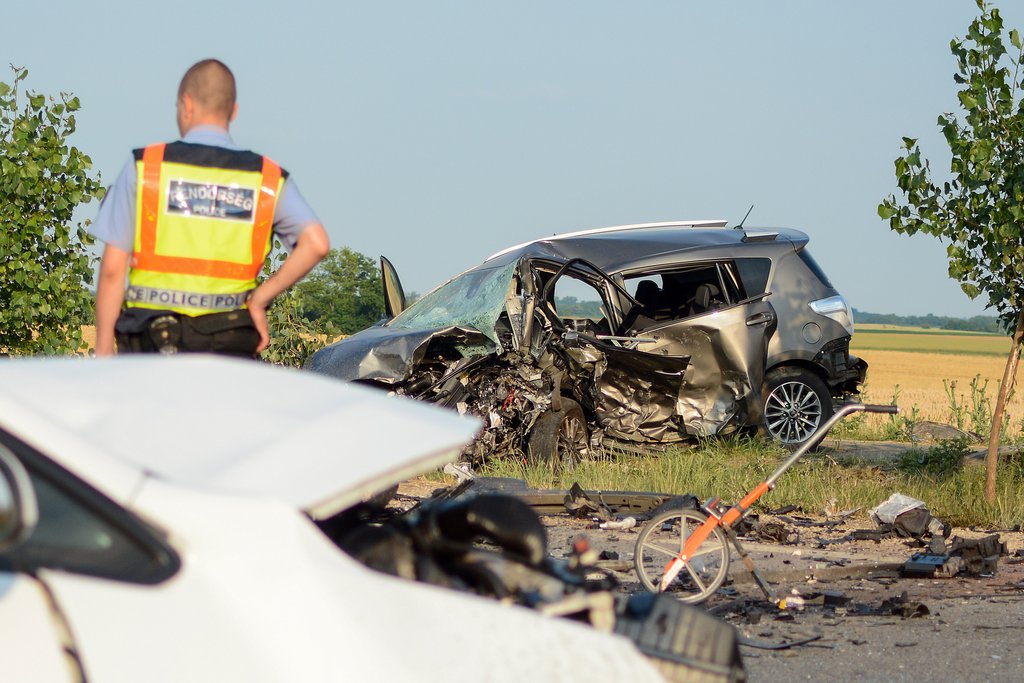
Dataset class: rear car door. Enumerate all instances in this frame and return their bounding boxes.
[627,298,775,436]
[618,260,777,436]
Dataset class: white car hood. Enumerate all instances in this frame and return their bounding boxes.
[0,356,480,519]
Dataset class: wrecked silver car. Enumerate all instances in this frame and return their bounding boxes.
[307,221,866,462]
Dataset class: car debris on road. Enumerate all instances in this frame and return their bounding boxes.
[902,534,1008,579]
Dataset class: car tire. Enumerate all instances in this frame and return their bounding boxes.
[760,367,833,447]
[527,398,589,471]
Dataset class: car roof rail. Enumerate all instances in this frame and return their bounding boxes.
[486,220,729,261]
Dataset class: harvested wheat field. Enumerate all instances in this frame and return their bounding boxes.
[852,343,1024,434]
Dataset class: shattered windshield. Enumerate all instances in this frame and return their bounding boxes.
[386,262,517,344]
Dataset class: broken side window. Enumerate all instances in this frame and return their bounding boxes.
[546,269,613,337]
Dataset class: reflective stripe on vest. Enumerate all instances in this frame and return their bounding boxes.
[126,285,253,311]
[128,142,282,314]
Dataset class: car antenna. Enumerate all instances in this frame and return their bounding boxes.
[735,205,754,229]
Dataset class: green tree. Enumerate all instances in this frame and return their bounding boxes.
[879,1,1024,501]
[0,66,103,355]
[295,247,385,334]
[258,241,339,367]
[262,287,339,368]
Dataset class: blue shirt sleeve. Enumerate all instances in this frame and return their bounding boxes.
[89,154,320,254]
[89,157,137,253]
[272,178,321,252]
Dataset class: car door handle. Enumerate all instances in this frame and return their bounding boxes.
[745,311,775,327]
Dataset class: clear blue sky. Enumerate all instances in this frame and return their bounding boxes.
[5,0,1022,318]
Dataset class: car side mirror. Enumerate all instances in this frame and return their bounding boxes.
[0,445,38,553]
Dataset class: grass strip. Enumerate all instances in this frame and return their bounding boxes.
[478,437,1024,529]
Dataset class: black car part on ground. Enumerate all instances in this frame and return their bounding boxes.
[319,493,745,683]
[901,534,1007,578]
[431,475,693,519]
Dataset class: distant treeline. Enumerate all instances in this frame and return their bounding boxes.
[555,296,604,318]
[853,309,1004,334]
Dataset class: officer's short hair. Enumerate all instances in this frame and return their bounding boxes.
[179,59,236,120]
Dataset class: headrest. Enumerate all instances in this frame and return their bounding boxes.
[634,280,660,306]
[693,283,721,309]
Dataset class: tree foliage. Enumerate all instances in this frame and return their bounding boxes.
[878,1,1024,501]
[258,245,390,367]
[295,247,385,334]
[258,241,339,368]
[0,66,103,355]
[262,287,339,368]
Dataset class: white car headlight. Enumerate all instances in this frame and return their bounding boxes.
[809,295,854,336]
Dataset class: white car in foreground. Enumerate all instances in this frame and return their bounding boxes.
[0,356,678,683]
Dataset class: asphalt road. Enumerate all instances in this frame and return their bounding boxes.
[541,513,1024,683]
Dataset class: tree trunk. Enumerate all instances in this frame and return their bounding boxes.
[985,308,1024,502]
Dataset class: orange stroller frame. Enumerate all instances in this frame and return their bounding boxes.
[633,403,899,604]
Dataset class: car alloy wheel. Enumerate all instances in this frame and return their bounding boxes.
[762,368,833,446]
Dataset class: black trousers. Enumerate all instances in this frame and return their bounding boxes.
[114,309,260,358]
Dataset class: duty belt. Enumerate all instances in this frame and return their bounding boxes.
[126,286,252,311]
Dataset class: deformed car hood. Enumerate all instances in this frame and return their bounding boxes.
[0,356,481,520]
[306,324,495,384]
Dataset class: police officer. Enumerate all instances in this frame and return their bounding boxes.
[91,59,330,357]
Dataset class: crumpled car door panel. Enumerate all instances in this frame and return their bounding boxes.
[545,258,776,442]
[629,298,776,437]
[584,341,690,442]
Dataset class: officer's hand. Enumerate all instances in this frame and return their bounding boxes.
[247,294,272,354]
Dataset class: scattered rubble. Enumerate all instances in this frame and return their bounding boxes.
[393,473,1024,680]
[903,534,1009,578]
[600,517,638,531]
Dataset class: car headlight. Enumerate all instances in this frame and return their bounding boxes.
[809,295,854,336]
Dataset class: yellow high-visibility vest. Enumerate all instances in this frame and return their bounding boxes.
[126,141,284,315]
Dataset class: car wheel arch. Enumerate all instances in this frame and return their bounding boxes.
[765,358,832,388]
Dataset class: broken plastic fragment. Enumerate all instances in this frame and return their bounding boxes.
[599,517,637,531]
[870,492,925,525]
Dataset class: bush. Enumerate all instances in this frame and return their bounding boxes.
[0,67,103,355]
